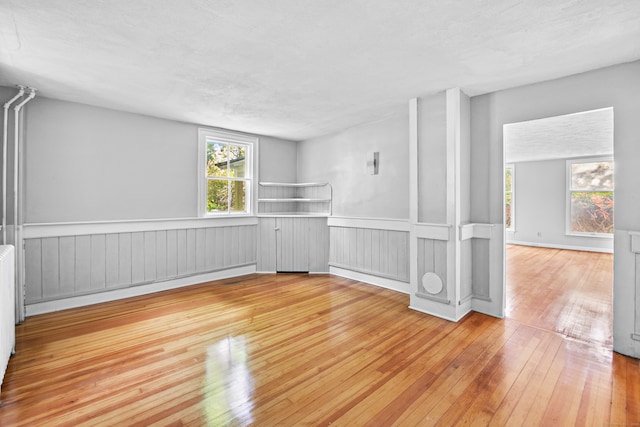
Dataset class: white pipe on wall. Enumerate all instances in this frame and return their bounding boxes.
[12,87,35,324]
[2,86,25,244]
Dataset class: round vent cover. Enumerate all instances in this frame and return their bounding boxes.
[422,272,443,295]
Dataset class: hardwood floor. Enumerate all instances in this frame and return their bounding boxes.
[1,260,638,425]
[506,244,614,347]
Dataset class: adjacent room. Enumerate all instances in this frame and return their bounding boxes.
[504,108,615,347]
[1,1,639,425]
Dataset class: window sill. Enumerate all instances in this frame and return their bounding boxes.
[565,232,613,239]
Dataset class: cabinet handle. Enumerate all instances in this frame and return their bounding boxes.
[274,227,280,231]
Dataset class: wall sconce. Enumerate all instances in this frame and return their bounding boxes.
[367,152,379,175]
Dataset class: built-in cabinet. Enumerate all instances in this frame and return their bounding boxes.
[257,216,329,272]
[257,182,331,273]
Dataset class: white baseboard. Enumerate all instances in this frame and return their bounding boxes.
[506,240,613,253]
[408,303,471,322]
[329,266,410,294]
[26,265,256,316]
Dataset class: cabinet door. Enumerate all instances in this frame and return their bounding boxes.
[276,217,310,272]
[257,218,277,272]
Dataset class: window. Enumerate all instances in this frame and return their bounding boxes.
[505,164,514,231]
[198,129,255,216]
[567,158,613,235]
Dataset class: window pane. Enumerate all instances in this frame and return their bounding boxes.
[570,191,614,233]
[207,142,228,178]
[571,162,613,191]
[228,144,246,178]
[505,168,512,192]
[505,192,512,229]
[207,179,229,212]
[230,180,247,213]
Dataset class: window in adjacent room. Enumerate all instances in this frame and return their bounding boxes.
[198,129,255,216]
[567,158,614,236]
[505,164,514,231]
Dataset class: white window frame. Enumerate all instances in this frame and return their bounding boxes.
[198,128,258,217]
[505,164,515,232]
[565,156,613,238]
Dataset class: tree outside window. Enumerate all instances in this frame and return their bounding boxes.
[206,141,249,214]
[505,165,514,230]
[568,159,613,235]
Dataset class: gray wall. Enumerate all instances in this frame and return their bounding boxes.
[297,114,409,220]
[418,92,447,224]
[470,59,640,357]
[508,159,613,251]
[19,95,297,223]
[259,136,297,183]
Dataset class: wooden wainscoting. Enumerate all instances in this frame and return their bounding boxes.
[1,273,638,426]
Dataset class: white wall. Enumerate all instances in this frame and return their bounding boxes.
[508,159,613,252]
[471,60,640,357]
[297,114,409,220]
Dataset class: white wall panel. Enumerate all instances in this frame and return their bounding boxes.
[166,230,178,278]
[23,224,257,304]
[131,232,145,284]
[186,229,196,275]
[257,218,277,271]
[155,230,167,281]
[195,228,206,273]
[75,236,92,293]
[90,235,106,290]
[41,238,59,298]
[118,233,132,286]
[59,236,76,294]
[329,225,409,282]
[24,239,42,301]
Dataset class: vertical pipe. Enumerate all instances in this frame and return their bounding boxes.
[12,88,36,324]
[2,86,25,244]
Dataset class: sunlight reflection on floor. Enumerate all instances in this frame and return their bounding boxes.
[203,336,254,425]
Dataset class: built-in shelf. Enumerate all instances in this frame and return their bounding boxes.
[259,182,328,188]
[258,198,331,203]
[258,182,332,216]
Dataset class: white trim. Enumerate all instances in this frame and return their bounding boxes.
[414,223,451,240]
[408,300,471,322]
[628,231,640,253]
[460,223,494,241]
[506,240,613,253]
[565,231,613,239]
[26,265,256,316]
[23,216,258,239]
[327,216,410,232]
[198,128,257,217]
[330,266,410,294]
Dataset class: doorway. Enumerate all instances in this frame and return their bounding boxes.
[503,108,614,347]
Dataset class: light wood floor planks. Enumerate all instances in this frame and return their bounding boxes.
[0,246,638,426]
[506,244,613,347]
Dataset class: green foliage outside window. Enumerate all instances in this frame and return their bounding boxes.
[569,161,613,234]
[570,191,614,234]
[206,141,247,213]
[505,167,512,229]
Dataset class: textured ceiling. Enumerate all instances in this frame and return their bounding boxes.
[1,0,639,141]
[505,108,613,163]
